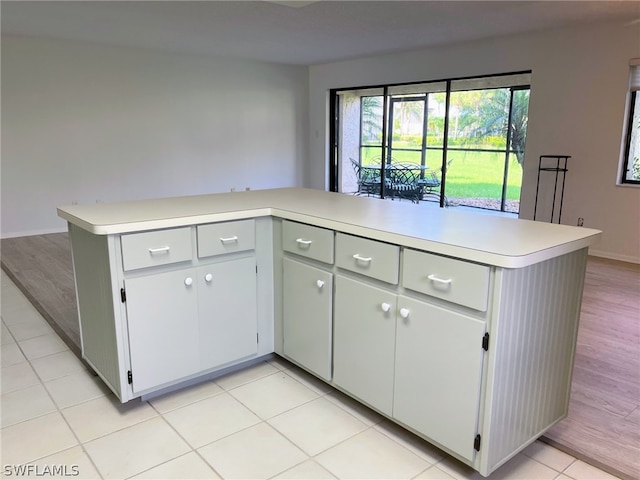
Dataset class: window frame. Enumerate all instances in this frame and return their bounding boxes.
[619,90,640,186]
[618,62,640,186]
[331,71,531,212]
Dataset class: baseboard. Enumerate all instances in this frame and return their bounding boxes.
[588,249,640,265]
[1,227,68,239]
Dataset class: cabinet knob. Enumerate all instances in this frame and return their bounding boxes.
[381,302,391,312]
[204,273,213,283]
[316,279,325,289]
[399,307,410,319]
[184,277,193,287]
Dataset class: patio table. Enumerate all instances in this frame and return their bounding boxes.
[356,163,443,204]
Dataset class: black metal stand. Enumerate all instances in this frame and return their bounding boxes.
[533,155,570,224]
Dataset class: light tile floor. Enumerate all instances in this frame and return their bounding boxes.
[1,271,622,480]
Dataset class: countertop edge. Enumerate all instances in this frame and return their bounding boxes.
[270,208,599,268]
[57,190,602,269]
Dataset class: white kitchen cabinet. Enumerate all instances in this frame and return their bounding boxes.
[197,257,258,371]
[394,296,486,462]
[197,220,256,258]
[124,268,200,393]
[333,274,397,415]
[282,220,334,264]
[120,220,259,393]
[120,227,193,272]
[335,232,399,285]
[402,249,490,311]
[333,272,487,459]
[60,188,599,477]
[123,252,258,394]
[65,218,269,402]
[282,258,333,380]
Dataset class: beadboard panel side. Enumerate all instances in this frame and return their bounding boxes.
[69,223,123,399]
[480,248,588,475]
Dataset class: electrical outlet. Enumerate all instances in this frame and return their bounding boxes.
[577,217,584,227]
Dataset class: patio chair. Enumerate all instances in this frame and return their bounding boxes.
[350,158,382,196]
[420,169,441,197]
[387,164,424,204]
[420,159,452,205]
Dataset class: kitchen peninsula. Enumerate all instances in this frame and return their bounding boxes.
[57,187,601,477]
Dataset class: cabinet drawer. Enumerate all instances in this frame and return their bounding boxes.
[121,227,193,272]
[282,220,334,264]
[197,219,255,258]
[335,233,399,284]
[402,249,490,311]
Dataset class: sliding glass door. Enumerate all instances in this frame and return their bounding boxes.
[332,72,530,214]
[388,96,427,166]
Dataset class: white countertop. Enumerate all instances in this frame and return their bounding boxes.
[57,188,601,268]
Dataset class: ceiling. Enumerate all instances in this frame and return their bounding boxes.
[2,1,639,65]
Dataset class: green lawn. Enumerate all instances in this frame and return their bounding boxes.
[361,148,522,201]
[445,151,522,201]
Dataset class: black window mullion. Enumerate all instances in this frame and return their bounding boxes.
[501,88,516,212]
[622,90,639,184]
[440,80,452,208]
[329,90,338,192]
[421,97,428,171]
[387,98,396,165]
[380,87,390,198]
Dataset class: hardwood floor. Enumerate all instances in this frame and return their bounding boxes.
[1,233,79,355]
[1,234,639,479]
[543,256,640,480]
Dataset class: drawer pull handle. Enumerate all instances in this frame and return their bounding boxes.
[296,238,313,248]
[184,277,193,287]
[219,236,239,244]
[148,246,170,255]
[352,254,372,264]
[399,308,410,319]
[381,302,391,313]
[428,274,452,285]
[316,280,325,289]
[204,273,213,283]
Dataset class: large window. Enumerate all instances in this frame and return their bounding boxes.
[332,72,531,214]
[620,63,640,185]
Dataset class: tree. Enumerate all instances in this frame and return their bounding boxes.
[393,100,423,136]
[361,96,383,143]
[507,89,530,166]
[453,88,530,166]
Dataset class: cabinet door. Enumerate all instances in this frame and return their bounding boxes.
[283,258,333,381]
[394,296,486,462]
[333,275,396,415]
[125,269,200,393]
[197,257,258,370]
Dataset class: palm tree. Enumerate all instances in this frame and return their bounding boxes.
[456,88,530,165]
[361,96,382,143]
[506,89,530,166]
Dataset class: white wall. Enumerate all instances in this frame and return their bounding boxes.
[1,35,309,237]
[309,21,640,263]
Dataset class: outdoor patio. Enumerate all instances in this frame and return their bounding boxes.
[352,192,519,218]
